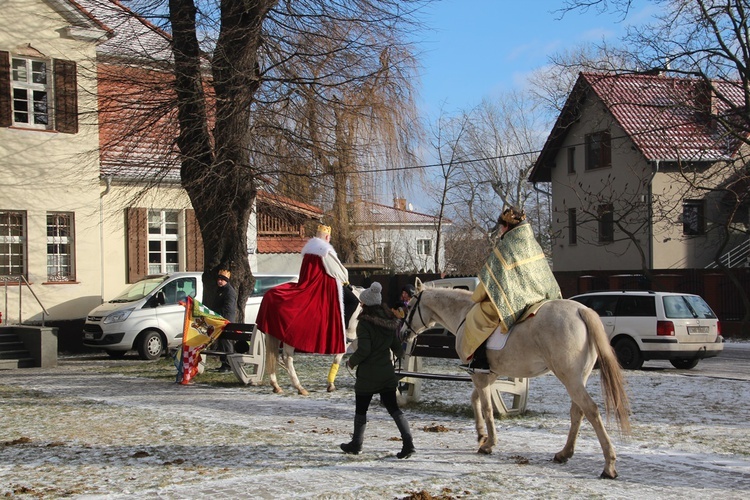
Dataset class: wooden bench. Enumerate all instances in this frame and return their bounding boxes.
[201,323,265,385]
[397,329,528,416]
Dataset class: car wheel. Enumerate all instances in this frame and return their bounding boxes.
[137,330,164,360]
[107,350,127,359]
[670,358,700,369]
[613,337,643,370]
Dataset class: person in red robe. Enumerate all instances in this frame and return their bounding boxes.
[256,224,353,354]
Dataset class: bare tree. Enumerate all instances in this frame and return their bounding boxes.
[102,0,425,315]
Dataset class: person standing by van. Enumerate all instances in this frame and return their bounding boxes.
[210,269,237,373]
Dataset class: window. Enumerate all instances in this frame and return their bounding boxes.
[683,199,705,235]
[585,130,611,170]
[0,211,26,278]
[598,204,614,243]
[148,210,179,274]
[417,238,431,256]
[0,52,78,133]
[11,57,49,128]
[375,241,392,265]
[568,208,577,244]
[47,212,75,281]
[567,147,575,174]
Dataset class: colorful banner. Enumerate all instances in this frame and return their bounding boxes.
[175,296,229,385]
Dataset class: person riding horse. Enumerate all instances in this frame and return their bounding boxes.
[460,206,562,372]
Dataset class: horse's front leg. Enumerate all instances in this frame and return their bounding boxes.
[470,387,488,447]
[327,353,344,392]
[283,345,309,396]
[472,374,498,454]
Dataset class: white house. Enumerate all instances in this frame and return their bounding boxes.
[350,198,449,273]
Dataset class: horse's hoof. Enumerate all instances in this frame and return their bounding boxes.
[477,447,493,455]
[327,384,336,392]
[299,389,309,396]
[599,470,618,480]
[553,453,569,464]
[272,387,283,394]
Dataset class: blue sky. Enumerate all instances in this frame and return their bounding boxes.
[414,0,652,117]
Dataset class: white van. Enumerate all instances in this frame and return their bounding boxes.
[82,272,296,360]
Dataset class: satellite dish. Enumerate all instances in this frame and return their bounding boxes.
[408,203,413,211]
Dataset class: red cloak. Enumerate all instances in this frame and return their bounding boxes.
[256,253,346,354]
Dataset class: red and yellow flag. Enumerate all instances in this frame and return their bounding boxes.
[176,296,229,385]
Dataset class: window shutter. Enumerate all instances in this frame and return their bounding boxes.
[127,207,148,283]
[185,209,204,272]
[601,130,611,167]
[53,59,78,134]
[0,51,11,127]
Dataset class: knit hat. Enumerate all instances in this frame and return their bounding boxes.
[218,269,231,281]
[359,282,382,306]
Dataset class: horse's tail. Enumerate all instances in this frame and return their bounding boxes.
[579,307,631,435]
[265,333,280,378]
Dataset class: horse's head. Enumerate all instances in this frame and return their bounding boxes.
[399,289,436,342]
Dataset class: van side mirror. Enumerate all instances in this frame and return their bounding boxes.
[149,291,166,307]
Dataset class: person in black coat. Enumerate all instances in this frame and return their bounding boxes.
[340,282,416,459]
[210,269,237,373]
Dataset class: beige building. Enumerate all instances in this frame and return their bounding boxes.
[1,0,107,323]
[1,1,326,327]
[530,72,750,273]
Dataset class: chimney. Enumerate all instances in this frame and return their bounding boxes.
[394,197,406,211]
[695,79,718,128]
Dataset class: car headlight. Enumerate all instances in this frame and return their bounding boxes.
[103,308,134,324]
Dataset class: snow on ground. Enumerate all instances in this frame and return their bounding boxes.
[0,344,748,499]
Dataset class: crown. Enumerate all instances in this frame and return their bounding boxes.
[317,224,332,235]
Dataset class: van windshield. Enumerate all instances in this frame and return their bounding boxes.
[109,276,167,303]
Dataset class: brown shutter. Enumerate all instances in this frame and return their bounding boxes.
[127,207,148,283]
[53,59,78,134]
[0,51,11,127]
[601,130,612,167]
[185,209,204,272]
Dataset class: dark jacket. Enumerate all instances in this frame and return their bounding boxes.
[348,304,403,394]
[213,283,237,322]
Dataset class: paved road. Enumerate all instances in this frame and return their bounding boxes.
[642,341,750,380]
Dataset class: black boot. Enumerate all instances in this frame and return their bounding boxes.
[340,414,366,454]
[392,410,415,459]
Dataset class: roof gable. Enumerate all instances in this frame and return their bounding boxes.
[530,72,748,182]
[350,200,447,226]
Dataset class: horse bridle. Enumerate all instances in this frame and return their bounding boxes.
[402,291,427,337]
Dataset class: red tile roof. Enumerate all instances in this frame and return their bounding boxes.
[257,237,308,254]
[531,72,748,182]
[350,200,447,226]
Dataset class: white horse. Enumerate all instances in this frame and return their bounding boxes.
[401,284,631,479]
[264,287,361,395]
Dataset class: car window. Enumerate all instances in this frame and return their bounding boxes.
[663,295,716,319]
[160,278,197,305]
[615,296,656,317]
[578,295,619,317]
[252,276,295,297]
[683,295,717,319]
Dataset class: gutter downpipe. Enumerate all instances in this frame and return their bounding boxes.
[648,161,660,270]
[99,176,112,304]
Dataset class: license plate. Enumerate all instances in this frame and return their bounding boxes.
[688,326,709,334]
[84,332,95,340]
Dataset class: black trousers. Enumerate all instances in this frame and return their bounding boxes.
[355,389,400,417]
